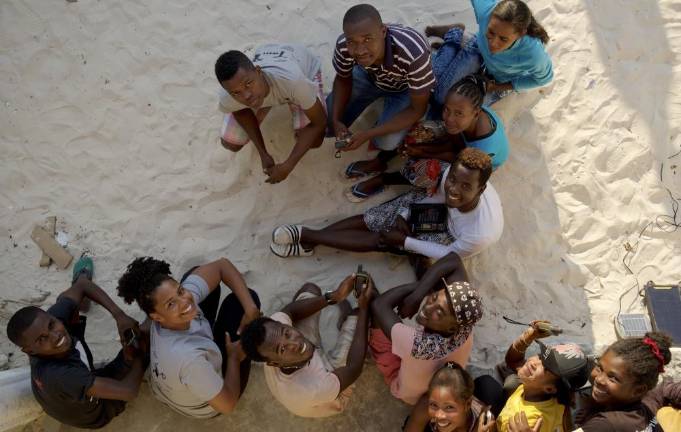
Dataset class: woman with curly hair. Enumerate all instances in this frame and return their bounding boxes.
[573,332,681,432]
[117,257,260,419]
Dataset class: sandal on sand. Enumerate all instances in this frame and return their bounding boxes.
[72,254,94,284]
[270,241,314,258]
[344,183,386,203]
[272,224,304,245]
[341,161,380,181]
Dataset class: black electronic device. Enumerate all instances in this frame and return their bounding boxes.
[354,265,369,298]
[408,203,448,234]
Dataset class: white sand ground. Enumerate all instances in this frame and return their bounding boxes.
[1,0,680,430]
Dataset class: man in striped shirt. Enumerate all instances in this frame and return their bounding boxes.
[329,4,435,194]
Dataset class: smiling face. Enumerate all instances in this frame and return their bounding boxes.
[148,279,198,329]
[590,350,647,408]
[442,92,480,135]
[343,18,386,67]
[517,355,559,395]
[258,320,315,368]
[444,163,485,212]
[486,16,522,54]
[428,386,471,432]
[20,310,72,358]
[416,289,458,334]
[221,66,269,109]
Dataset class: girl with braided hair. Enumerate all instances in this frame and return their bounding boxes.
[116,257,261,419]
[347,75,508,202]
[574,332,681,432]
[428,0,552,106]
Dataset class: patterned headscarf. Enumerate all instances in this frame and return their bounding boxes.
[411,281,483,360]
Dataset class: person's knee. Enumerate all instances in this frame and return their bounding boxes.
[298,283,322,297]
[221,138,244,152]
[373,132,406,151]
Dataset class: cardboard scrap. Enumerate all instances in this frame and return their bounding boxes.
[39,216,57,267]
[31,226,73,269]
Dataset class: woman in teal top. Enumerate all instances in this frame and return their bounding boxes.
[429,0,552,105]
[346,75,508,202]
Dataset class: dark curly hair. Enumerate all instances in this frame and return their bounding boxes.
[606,332,672,391]
[215,50,254,83]
[240,317,275,362]
[455,147,493,185]
[117,257,174,315]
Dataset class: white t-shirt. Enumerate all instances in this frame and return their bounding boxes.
[218,43,321,113]
[403,166,504,259]
[149,275,223,418]
[262,312,344,418]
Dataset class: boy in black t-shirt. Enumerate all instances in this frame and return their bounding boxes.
[6,256,147,429]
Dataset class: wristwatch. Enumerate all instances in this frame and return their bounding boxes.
[324,291,337,305]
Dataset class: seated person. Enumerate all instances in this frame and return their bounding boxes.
[270,148,503,261]
[574,332,681,432]
[476,321,590,432]
[116,257,261,418]
[5,256,146,429]
[428,0,552,106]
[348,74,509,202]
[240,274,373,417]
[329,4,434,180]
[215,43,327,184]
[370,252,483,404]
[404,362,496,432]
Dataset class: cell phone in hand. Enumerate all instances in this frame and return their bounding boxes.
[354,265,369,298]
[123,328,139,349]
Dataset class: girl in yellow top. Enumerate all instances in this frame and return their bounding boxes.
[484,321,590,432]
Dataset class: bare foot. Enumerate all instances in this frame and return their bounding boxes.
[425,23,465,39]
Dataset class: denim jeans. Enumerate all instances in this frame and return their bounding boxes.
[326,66,412,151]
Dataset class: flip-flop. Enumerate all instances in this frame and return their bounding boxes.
[272,224,304,245]
[341,161,380,181]
[344,183,386,203]
[72,254,94,284]
[270,241,314,258]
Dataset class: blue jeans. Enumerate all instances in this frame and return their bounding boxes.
[326,66,412,151]
[432,28,482,106]
[432,27,513,107]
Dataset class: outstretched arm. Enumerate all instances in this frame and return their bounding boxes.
[332,278,374,392]
[232,108,273,170]
[281,276,355,323]
[266,99,327,183]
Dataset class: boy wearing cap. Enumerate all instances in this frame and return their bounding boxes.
[493,321,590,432]
[370,252,483,404]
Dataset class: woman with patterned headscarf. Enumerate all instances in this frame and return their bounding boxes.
[370,252,484,404]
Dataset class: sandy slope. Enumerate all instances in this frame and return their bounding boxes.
[1,0,680,430]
